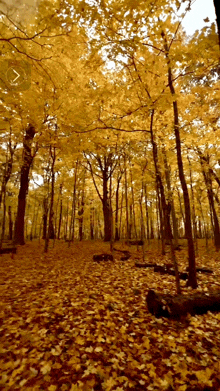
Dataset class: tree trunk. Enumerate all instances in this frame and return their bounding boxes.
[115,172,122,241]
[64,200,69,240]
[119,186,124,240]
[44,147,56,253]
[57,184,63,240]
[42,198,48,240]
[0,139,15,209]
[102,169,112,242]
[139,180,145,240]
[14,124,36,245]
[150,110,173,245]
[69,160,78,242]
[144,184,150,242]
[129,160,138,239]
[0,189,6,248]
[200,157,220,250]
[8,205,13,240]
[78,173,85,241]
[90,205,94,240]
[187,154,198,253]
[124,155,130,239]
[162,31,197,288]
[213,0,220,48]
[162,145,179,248]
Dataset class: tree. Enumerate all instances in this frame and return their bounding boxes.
[84,145,118,242]
[14,124,37,245]
[213,0,220,48]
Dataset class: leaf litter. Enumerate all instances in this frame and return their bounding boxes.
[0,239,220,391]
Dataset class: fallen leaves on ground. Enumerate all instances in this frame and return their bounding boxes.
[0,239,220,391]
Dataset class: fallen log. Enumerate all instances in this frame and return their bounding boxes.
[113,248,131,257]
[126,240,144,246]
[121,255,130,261]
[146,289,220,318]
[135,262,188,280]
[0,247,17,254]
[0,241,17,255]
[153,265,188,280]
[186,267,213,274]
[135,262,157,268]
[93,253,113,262]
[113,248,131,261]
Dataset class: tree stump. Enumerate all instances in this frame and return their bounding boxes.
[146,289,220,318]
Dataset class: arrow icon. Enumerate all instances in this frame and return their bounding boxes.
[11,68,20,84]
[3,60,31,90]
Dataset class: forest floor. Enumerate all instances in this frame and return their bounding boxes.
[1,239,220,391]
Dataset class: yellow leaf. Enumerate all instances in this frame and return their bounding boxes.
[75,336,85,345]
[128,336,134,342]
[40,362,51,375]
[97,335,105,342]
[51,345,62,356]
[195,368,213,384]
[19,379,27,387]
[85,346,94,353]
[120,325,126,334]
[177,385,187,391]
[95,346,103,352]
[142,337,150,349]
[48,386,57,391]
[53,363,62,369]
[117,376,129,383]
[103,377,116,390]
[70,385,81,391]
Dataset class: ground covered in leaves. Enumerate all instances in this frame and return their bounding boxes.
[1,239,220,391]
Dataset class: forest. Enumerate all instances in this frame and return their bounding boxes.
[0,0,220,390]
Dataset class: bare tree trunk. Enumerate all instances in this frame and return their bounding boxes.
[187,154,198,254]
[14,124,36,245]
[78,172,85,241]
[144,184,150,242]
[162,145,179,248]
[44,147,56,253]
[0,189,6,249]
[213,0,220,48]
[150,110,173,251]
[64,200,69,240]
[139,180,145,240]
[200,156,220,251]
[42,198,48,240]
[176,186,185,237]
[0,135,16,209]
[129,160,138,239]
[57,184,63,240]
[8,205,13,240]
[90,204,95,240]
[119,186,124,239]
[30,193,37,240]
[124,155,130,239]
[102,169,112,241]
[115,171,122,241]
[69,160,78,242]
[162,31,197,288]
